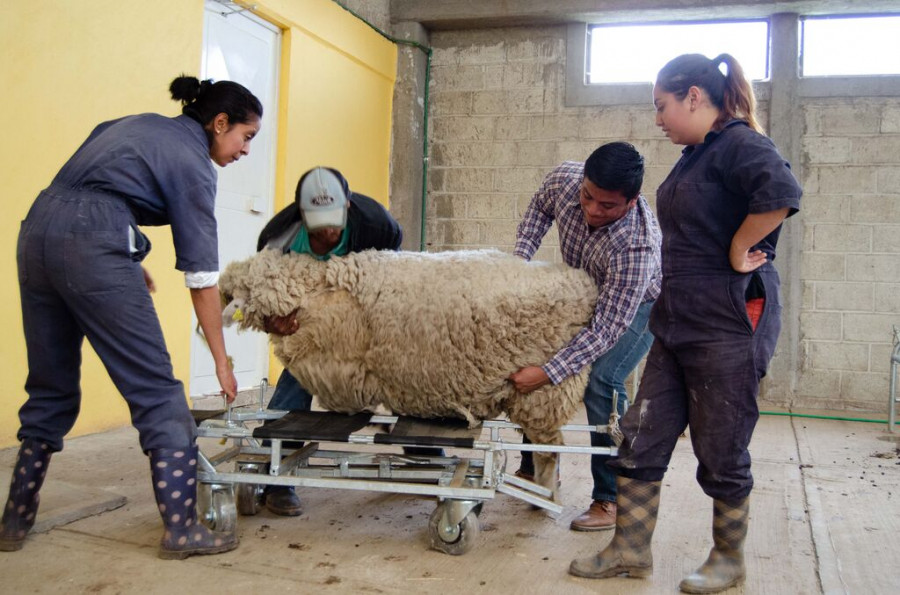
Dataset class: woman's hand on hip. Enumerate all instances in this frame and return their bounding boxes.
[729,245,767,273]
[729,208,790,273]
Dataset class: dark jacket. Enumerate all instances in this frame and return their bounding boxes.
[256,168,402,252]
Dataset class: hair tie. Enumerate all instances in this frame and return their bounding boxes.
[711,55,728,77]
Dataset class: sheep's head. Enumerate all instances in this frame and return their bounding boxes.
[219,250,331,332]
[218,256,250,304]
[219,257,253,329]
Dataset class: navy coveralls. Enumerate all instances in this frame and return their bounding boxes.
[608,120,802,503]
[16,114,219,453]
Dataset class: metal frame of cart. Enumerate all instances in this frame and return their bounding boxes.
[193,390,621,555]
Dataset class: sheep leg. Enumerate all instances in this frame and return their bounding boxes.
[528,429,563,502]
[533,451,560,501]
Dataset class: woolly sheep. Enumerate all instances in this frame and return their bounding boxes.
[219,248,599,496]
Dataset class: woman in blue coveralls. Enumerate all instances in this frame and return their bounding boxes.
[1,76,262,560]
[570,54,802,594]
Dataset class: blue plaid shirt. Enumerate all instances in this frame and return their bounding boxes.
[514,161,662,384]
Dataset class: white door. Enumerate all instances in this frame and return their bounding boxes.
[190,2,280,396]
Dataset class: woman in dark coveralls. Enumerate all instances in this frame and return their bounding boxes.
[1,76,262,559]
[570,53,802,594]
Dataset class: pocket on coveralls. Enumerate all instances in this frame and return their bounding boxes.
[64,230,129,295]
[728,273,766,334]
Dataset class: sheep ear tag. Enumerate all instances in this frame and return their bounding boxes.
[222,298,246,327]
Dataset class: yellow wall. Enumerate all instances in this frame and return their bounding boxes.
[0,0,397,447]
[240,0,398,387]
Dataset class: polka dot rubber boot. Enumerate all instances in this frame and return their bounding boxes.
[0,439,52,552]
[149,447,238,560]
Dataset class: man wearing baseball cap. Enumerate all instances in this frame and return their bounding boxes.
[254,166,404,516]
[258,166,401,259]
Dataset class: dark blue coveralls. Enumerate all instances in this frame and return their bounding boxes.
[16,114,219,453]
[608,120,802,503]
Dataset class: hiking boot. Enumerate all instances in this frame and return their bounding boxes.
[570,500,616,531]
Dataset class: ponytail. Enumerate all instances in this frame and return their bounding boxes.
[712,54,762,134]
[656,53,763,134]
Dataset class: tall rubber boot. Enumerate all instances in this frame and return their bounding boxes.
[0,439,52,551]
[679,498,749,594]
[150,447,239,560]
[569,476,660,579]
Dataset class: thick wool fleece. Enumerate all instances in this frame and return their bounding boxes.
[220,249,598,445]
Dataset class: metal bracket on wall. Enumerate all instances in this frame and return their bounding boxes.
[210,0,258,17]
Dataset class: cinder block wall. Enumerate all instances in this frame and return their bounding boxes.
[424,27,689,262]
[797,99,900,410]
[422,25,900,412]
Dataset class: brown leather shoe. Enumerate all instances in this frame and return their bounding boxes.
[570,500,616,531]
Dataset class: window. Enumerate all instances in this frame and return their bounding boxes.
[801,15,900,76]
[587,20,769,84]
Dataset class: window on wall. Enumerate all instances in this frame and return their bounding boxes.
[801,15,900,76]
[587,20,770,84]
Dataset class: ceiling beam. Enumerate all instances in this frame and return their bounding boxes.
[391,0,898,30]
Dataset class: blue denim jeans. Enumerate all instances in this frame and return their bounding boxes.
[267,369,314,411]
[584,300,654,503]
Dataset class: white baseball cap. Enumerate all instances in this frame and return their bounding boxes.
[298,167,348,230]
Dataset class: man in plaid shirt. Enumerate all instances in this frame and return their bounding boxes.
[508,142,662,531]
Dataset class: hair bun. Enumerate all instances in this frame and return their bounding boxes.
[169,75,202,105]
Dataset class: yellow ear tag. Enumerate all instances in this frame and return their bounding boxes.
[232,307,244,322]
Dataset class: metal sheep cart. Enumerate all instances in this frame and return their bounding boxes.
[193,381,621,555]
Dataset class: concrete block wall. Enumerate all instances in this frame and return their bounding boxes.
[425,26,684,263]
[421,25,900,412]
[797,99,900,410]
[424,26,685,400]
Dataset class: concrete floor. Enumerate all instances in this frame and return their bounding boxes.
[1,407,898,595]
